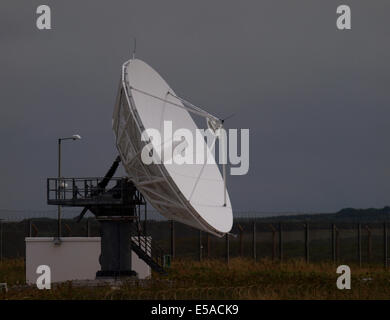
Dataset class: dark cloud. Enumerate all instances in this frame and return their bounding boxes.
[0,0,389,215]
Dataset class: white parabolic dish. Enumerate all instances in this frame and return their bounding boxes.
[112,59,233,237]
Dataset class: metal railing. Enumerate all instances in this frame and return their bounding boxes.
[47,177,125,202]
[130,222,166,271]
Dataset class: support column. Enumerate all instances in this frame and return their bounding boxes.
[97,219,136,278]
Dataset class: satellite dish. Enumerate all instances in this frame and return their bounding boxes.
[112,59,233,237]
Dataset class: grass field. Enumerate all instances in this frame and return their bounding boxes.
[0,258,389,299]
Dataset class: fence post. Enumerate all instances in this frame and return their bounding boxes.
[238,224,243,257]
[332,224,336,264]
[366,225,371,264]
[30,220,38,237]
[336,227,340,263]
[207,233,210,259]
[170,220,175,259]
[305,222,309,263]
[384,222,388,270]
[65,224,71,237]
[225,233,229,264]
[253,221,256,261]
[199,230,202,261]
[358,223,362,267]
[270,224,277,261]
[144,205,147,237]
[0,219,3,262]
[86,219,90,237]
[279,222,283,262]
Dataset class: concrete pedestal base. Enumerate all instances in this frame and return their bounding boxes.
[98,219,137,277]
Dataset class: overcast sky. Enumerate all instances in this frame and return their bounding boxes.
[0,0,389,217]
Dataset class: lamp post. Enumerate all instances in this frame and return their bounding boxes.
[55,134,82,244]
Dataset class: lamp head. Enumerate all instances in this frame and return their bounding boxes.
[72,134,82,140]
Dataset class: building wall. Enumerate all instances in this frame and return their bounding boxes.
[25,237,151,284]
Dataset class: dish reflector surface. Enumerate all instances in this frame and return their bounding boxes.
[113,59,233,236]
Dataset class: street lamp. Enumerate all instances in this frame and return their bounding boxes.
[55,134,82,244]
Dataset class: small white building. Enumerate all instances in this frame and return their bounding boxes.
[25,237,151,284]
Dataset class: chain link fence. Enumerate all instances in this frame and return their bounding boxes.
[0,215,388,267]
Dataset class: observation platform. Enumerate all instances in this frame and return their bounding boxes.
[46,177,145,207]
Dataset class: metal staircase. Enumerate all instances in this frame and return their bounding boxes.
[130,222,167,275]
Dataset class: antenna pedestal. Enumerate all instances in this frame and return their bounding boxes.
[96,217,137,278]
[47,167,167,275]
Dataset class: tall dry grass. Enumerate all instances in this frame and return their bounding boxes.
[1,258,390,299]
